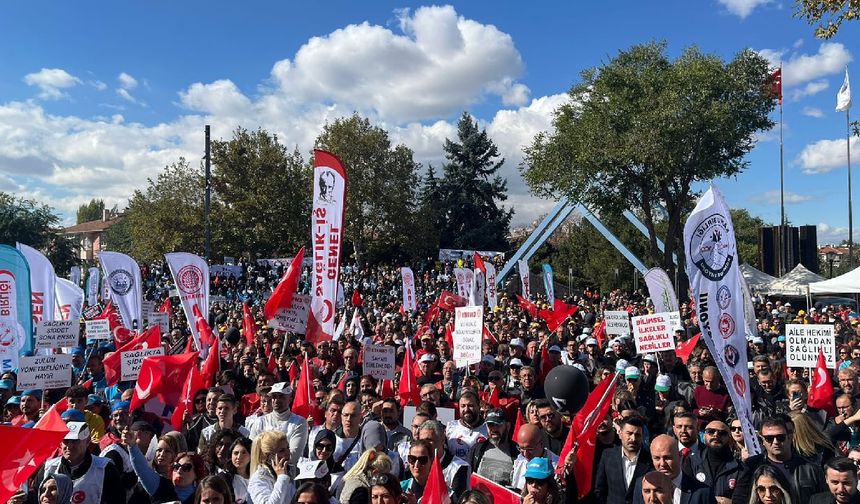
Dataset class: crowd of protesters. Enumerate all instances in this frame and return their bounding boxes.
[6,255,860,504]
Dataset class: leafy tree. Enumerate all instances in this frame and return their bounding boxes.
[522,42,776,287]
[101,216,134,255]
[414,165,443,257]
[211,128,311,257]
[730,208,770,269]
[75,199,105,224]
[123,158,208,262]
[314,114,421,263]
[0,192,77,272]
[435,112,512,251]
[796,0,860,39]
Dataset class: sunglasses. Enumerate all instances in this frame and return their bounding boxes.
[705,428,728,437]
[525,477,549,486]
[370,474,394,485]
[194,398,206,404]
[407,455,429,466]
[762,434,787,443]
[173,462,194,472]
[731,426,742,432]
[538,413,556,421]
[315,443,334,452]
[756,485,781,495]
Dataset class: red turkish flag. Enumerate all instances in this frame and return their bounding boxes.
[593,320,607,348]
[557,373,617,498]
[470,474,520,504]
[103,325,162,386]
[171,364,203,431]
[264,246,305,321]
[676,333,701,365]
[539,299,579,332]
[808,350,836,417]
[0,417,69,502]
[770,68,782,105]
[437,290,468,311]
[424,455,451,504]
[351,289,363,307]
[516,295,538,318]
[200,337,221,389]
[242,302,256,346]
[511,407,524,442]
[473,253,487,274]
[292,358,324,425]
[130,352,199,411]
[487,386,501,408]
[398,345,421,408]
[482,326,498,345]
[192,305,216,347]
[381,379,395,399]
[445,323,454,349]
[159,297,173,318]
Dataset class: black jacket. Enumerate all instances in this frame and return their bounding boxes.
[632,472,714,504]
[687,446,742,499]
[809,490,860,504]
[29,454,125,504]
[594,446,652,504]
[466,438,519,486]
[731,453,826,504]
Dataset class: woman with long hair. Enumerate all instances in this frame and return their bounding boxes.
[203,429,239,475]
[727,416,749,461]
[367,473,401,504]
[248,430,295,504]
[127,431,202,504]
[290,482,331,504]
[339,448,392,504]
[789,410,837,464]
[223,436,252,504]
[194,474,234,504]
[747,464,797,504]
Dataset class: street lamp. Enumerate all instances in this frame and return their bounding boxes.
[827,251,836,278]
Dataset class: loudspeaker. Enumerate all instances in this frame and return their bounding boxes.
[799,225,819,273]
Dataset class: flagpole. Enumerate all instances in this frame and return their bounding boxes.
[848,107,854,269]
[779,63,787,276]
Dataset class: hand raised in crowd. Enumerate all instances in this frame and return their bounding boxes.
[271,453,289,476]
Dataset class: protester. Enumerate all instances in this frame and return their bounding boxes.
[248,430,295,504]
[194,474,234,504]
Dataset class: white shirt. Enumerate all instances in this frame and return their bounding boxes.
[248,466,296,504]
[622,450,639,488]
[445,420,489,460]
[672,472,683,504]
[199,423,251,453]
[248,410,309,468]
[511,448,559,490]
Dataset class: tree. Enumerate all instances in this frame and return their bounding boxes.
[435,112,513,251]
[730,208,770,269]
[314,114,422,263]
[796,0,860,39]
[522,41,776,290]
[0,192,77,272]
[123,158,208,262]
[75,199,105,224]
[211,128,311,258]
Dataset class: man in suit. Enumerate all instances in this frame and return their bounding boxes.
[633,434,713,504]
[673,412,705,474]
[810,457,860,504]
[595,416,652,504]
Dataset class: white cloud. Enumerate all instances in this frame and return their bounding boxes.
[793,39,804,49]
[801,106,824,118]
[795,137,860,173]
[269,5,527,122]
[23,68,81,100]
[816,222,854,243]
[789,79,828,101]
[90,80,107,91]
[758,43,852,87]
[717,0,771,19]
[118,72,138,90]
[751,190,812,205]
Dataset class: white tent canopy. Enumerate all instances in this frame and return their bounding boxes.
[809,264,860,294]
[765,264,825,296]
[740,263,777,293]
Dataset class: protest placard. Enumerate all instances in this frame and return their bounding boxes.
[632,312,676,353]
[786,324,835,368]
[453,306,483,366]
[121,348,166,381]
[268,294,311,334]
[142,300,155,316]
[604,310,631,336]
[148,312,169,334]
[364,344,395,380]
[18,354,72,390]
[35,320,80,350]
[85,319,111,340]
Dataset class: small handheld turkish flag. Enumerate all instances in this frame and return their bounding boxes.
[808,350,836,417]
[264,246,305,321]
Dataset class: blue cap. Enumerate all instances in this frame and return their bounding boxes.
[98,343,116,352]
[61,409,86,422]
[111,400,131,413]
[524,457,553,480]
[86,394,103,406]
[777,335,786,342]
[71,347,85,356]
[21,390,41,400]
[6,396,21,407]
[21,421,35,428]
[0,379,13,390]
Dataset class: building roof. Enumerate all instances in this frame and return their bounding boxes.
[63,217,122,234]
[819,245,848,256]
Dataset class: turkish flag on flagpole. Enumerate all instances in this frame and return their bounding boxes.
[351,289,363,307]
[292,356,324,425]
[593,320,607,348]
[130,352,199,411]
[159,297,173,318]
[103,325,162,386]
[0,418,70,502]
[242,302,256,346]
[770,67,783,105]
[516,294,538,318]
[424,455,451,504]
[539,300,578,332]
[398,344,421,407]
[171,364,203,431]
[557,373,618,498]
[264,246,305,321]
[808,350,836,417]
[511,407,524,442]
[470,474,519,504]
[193,305,216,348]
[482,326,498,345]
[200,337,221,389]
[676,333,701,365]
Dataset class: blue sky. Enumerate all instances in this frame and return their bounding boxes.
[0,1,857,244]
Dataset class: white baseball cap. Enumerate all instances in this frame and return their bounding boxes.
[64,421,90,441]
[269,382,293,396]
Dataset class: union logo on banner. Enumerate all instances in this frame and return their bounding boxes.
[109,269,134,295]
[176,265,204,295]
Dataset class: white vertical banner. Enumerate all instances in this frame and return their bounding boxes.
[739,274,759,339]
[69,266,81,287]
[643,267,679,314]
[684,185,761,457]
[453,268,467,298]
[307,150,347,344]
[99,251,142,330]
[542,264,555,305]
[55,278,84,322]
[469,269,485,307]
[484,262,497,309]
[518,260,530,299]
[16,243,57,327]
[87,267,100,306]
[165,252,209,351]
[400,267,417,312]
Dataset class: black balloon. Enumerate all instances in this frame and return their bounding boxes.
[543,365,589,414]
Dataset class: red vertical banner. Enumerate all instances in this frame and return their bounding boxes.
[307,150,347,344]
